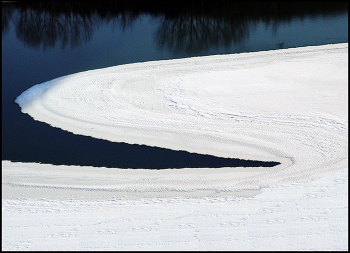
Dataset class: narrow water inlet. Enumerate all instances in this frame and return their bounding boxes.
[7,123,280,169]
[10,142,281,169]
[5,107,281,170]
[94,142,281,169]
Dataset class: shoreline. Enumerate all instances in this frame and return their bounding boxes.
[5,43,348,199]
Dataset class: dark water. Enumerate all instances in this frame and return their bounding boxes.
[2,2,348,169]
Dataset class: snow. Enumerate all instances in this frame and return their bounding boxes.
[2,43,348,250]
[2,165,348,251]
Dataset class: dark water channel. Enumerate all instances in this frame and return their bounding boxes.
[2,2,348,169]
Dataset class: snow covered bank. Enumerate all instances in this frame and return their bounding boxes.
[11,43,348,197]
[2,167,348,251]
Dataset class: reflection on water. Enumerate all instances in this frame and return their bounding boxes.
[15,8,95,49]
[2,2,348,52]
[155,11,249,54]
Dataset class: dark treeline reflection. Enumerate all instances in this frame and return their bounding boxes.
[2,2,348,52]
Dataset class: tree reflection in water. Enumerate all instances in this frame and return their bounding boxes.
[15,8,96,49]
[156,10,249,54]
[2,2,348,52]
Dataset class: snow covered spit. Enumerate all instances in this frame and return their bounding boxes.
[2,43,348,250]
[6,43,348,199]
